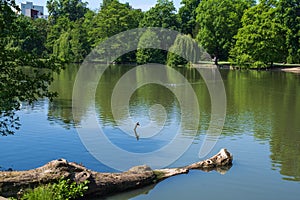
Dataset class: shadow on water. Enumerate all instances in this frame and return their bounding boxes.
[91,184,157,200]
[90,164,233,200]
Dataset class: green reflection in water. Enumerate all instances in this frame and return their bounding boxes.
[223,70,300,181]
[49,65,300,182]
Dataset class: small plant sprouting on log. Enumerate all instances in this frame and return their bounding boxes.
[20,179,89,200]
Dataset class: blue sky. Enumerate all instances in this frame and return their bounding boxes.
[17,0,182,15]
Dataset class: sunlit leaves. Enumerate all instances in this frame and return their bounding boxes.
[91,1,142,47]
[46,0,88,23]
[139,0,179,30]
[277,0,300,63]
[230,2,288,67]
[196,0,254,62]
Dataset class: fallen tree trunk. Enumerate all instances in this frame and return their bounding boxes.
[0,148,232,198]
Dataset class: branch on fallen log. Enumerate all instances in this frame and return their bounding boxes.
[0,148,232,198]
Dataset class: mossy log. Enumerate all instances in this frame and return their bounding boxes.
[0,148,232,198]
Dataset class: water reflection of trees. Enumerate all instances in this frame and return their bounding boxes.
[95,66,129,126]
[268,73,300,181]
[49,65,211,129]
[95,66,181,126]
[48,64,80,128]
[48,99,74,129]
[48,65,300,182]
[224,70,300,181]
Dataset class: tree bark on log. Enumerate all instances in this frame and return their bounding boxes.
[0,148,232,198]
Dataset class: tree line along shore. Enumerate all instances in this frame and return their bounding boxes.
[1,0,299,68]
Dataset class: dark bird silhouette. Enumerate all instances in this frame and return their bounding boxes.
[134,122,140,140]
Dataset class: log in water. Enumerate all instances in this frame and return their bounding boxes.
[0,148,232,198]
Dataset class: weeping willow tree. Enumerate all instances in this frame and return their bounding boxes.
[167,34,200,67]
[52,22,88,63]
[53,32,71,62]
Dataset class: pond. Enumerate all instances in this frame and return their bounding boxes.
[1,65,300,199]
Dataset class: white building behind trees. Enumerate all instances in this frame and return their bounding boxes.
[21,1,47,19]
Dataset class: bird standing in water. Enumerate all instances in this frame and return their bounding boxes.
[134,122,140,140]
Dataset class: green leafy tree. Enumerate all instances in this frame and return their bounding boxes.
[53,31,72,62]
[0,0,60,136]
[46,16,70,53]
[12,16,48,57]
[138,0,179,64]
[50,16,71,61]
[139,0,179,30]
[136,29,166,64]
[51,19,90,63]
[230,1,287,68]
[91,0,142,46]
[31,18,49,57]
[277,0,300,63]
[46,1,89,62]
[178,0,201,38]
[89,1,142,63]
[70,19,89,63]
[82,10,96,51]
[196,0,254,64]
[101,0,115,8]
[47,0,88,23]
[47,7,91,63]
[167,34,199,67]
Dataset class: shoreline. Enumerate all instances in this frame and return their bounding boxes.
[193,62,300,73]
[276,67,300,73]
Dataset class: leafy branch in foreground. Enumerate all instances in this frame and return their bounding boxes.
[0,0,61,136]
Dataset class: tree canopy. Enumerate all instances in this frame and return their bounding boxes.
[136,29,166,64]
[46,0,88,23]
[139,0,179,30]
[196,0,254,64]
[137,0,180,64]
[91,0,142,46]
[0,0,61,135]
[277,0,300,63]
[178,0,201,38]
[19,0,300,67]
[230,1,287,67]
[167,34,200,67]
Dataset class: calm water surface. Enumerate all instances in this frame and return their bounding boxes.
[1,65,300,199]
